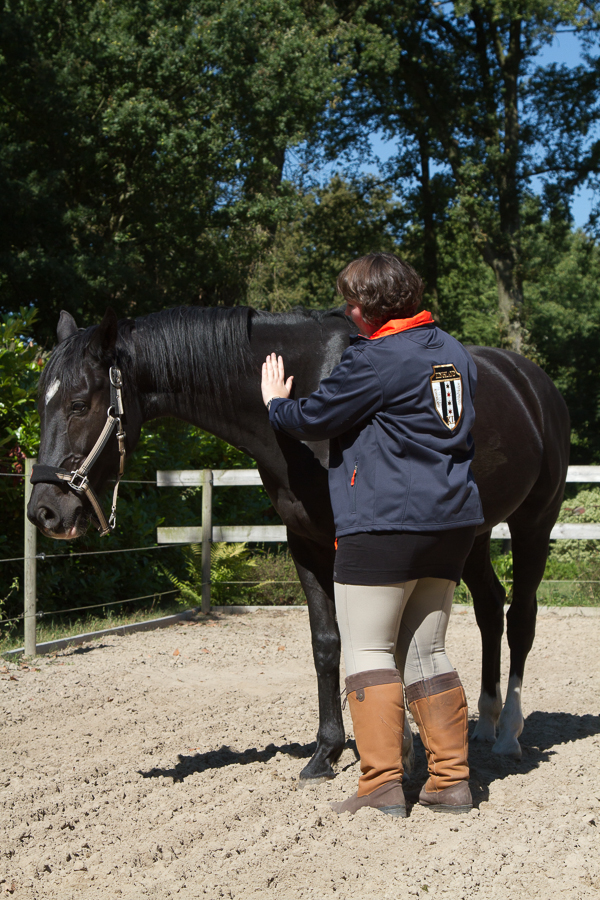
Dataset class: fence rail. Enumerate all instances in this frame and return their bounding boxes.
[14,462,600,655]
[156,465,600,613]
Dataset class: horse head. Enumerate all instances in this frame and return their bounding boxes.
[27,308,141,539]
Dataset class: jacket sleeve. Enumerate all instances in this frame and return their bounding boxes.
[268,346,384,441]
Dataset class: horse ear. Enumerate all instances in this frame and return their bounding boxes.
[87,307,118,357]
[57,310,78,343]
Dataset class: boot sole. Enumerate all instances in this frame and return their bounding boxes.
[380,805,408,818]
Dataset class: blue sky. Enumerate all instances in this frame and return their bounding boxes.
[366,30,597,229]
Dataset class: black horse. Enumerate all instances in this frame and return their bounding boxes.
[28,306,570,782]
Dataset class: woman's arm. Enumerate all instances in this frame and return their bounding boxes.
[263,347,384,441]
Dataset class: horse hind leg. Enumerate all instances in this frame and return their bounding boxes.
[462,532,506,744]
[493,520,552,759]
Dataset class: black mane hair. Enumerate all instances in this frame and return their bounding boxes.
[40,306,254,410]
[40,305,353,408]
[123,307,254,403]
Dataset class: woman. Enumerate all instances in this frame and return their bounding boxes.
[261,253,484,818]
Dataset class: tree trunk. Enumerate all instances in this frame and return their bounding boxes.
[417,131,440,319]
[491,255,525,353]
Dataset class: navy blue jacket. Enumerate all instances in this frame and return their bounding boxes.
[269,318,484,536]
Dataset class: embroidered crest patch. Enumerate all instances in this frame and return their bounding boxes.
[430,364,463,430]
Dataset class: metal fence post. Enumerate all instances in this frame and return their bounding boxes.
[24,457,37,656]
[201,469,213,614]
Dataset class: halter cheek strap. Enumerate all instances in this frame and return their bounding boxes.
[30,367,127,537]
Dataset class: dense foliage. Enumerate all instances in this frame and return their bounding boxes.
[0,0,344,341]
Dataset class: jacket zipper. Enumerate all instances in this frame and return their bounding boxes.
[351,460,358,512]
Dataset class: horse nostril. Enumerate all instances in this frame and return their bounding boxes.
[36,506,60,530]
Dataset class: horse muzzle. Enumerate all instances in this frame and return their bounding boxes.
[27,483,90,540]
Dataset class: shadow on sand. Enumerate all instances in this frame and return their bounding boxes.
[139,710,599,810]
[139,740,321,783]
[405,710,600,807]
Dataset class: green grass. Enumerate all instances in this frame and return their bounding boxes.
[0,598,186,654]
[3,568,598,656]
[454,579,600,607]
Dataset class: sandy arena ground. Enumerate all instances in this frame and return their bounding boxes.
[1,606,599,900]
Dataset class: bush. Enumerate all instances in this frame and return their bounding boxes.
[541,487,600,605]
[161,542,258,607]
[160,544,305,607]
[455,487,600,606]
[252,547,305,606]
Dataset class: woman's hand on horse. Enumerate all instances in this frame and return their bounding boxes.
[261,353,294,405]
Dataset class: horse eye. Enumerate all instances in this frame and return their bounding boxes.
[71,401,87,413]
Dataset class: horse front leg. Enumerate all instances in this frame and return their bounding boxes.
[286,531,345,786]
[462,532,506,744]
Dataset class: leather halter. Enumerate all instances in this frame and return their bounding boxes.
[30,367,127,537]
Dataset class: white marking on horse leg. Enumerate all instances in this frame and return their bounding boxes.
[402,717,414,777]
[493,674,524,758]
[45,379,60,405]
[471,682,502,743]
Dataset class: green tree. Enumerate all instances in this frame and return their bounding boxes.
[524,218,600,461]
[247,174,403,310]
[328,0,600,350]
[0,307,44,465]
[0,0,343,342]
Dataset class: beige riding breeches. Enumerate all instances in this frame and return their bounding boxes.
[334,578,456,687]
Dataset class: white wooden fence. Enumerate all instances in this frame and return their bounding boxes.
[16,463,600,654]
[156,466,600,612]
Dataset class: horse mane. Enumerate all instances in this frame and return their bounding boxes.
[40,307,254,410]
[40,305,352,408]
[123,307,254,405]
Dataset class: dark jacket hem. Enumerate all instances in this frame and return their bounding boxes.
[335,517,485,537]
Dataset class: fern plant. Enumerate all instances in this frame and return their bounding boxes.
[160,542,258,606]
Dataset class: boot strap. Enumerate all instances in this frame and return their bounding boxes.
[405,671,461,704]
[346,668,402,702]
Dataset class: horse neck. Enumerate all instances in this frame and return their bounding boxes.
[126,309,351,463]
[126,315,268,457]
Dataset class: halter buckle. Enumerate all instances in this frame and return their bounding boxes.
[69,471,89,493]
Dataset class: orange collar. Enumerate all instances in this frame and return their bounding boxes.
[369,310,434,339]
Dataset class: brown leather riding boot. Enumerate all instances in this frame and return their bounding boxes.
[330,669,406,818]
[406,671,473,814]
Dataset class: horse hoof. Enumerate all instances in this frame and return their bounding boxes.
[492,735,522,759]
[299,755,337,785]
[471,720,497,743]
[298,775,335,789]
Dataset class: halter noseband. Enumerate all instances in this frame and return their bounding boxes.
[30,366,127,537]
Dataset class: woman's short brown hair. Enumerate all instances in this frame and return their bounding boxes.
[336,253,424,324]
